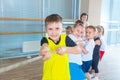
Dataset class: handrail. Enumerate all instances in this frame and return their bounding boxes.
[63,19,76,22]
[0,31,45,35]
[0,17,74,35]
[0,31,66,35]
[0,17,43,21]
[0,17,76,22]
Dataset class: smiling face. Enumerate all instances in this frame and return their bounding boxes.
[46,22,62,43]
[72,25,84,38]
[45,14,63,43]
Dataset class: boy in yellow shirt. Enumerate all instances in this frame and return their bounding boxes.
[40,14,81,80]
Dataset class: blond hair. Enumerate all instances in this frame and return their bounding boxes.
[96,25,104,36]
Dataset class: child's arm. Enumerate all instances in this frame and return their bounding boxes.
[40,43,51,61]
[80,47,88,54]
[76,40,88,54]
[56,46,81,55]
[76,40,85,47]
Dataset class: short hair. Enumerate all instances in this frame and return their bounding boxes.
[86,25,96,32]
[74,20,84,28]
[45,14,62,26]
[66,26,72,30]
[75,20,83,25]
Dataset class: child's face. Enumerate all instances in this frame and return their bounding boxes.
[81,15,87,22]
[46,22,62,42]
[85,28,95,40]
[73,25,84,38]
[66,28,72,35]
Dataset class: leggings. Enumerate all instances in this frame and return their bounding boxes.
[92,56,99,73]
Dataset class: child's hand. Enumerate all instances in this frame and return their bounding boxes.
[40,43,51,61]
[56,47,66,55]
[95,40,101,45]
[76,40,85,47]
[42,52,51,61]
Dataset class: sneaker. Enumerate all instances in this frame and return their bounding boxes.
[92,77,99,80]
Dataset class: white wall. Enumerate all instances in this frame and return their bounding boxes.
[88,0,102,25]
[80,0,89,15]
[80,0,102,25]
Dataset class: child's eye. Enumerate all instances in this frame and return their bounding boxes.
[48,28,52,30]
[56,28,60,30]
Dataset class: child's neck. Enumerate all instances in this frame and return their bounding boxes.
[54,40,59,43]
[49,37,60,44]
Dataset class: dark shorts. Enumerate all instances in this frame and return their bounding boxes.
[82,60,92,73]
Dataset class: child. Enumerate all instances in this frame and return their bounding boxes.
[91,26,102,80]
[68,21,86,80]
[80,13,89,27]
[40,14,81,80]
[81,25,96,80]
[75,20,86,40]
[66,26,72,35]
[99,26,105,61]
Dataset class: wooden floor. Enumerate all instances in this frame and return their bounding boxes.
[0,57,29,68]
[0,58,43,80]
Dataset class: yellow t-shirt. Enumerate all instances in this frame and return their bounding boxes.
[42,34,70,80]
